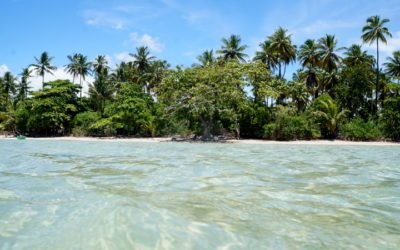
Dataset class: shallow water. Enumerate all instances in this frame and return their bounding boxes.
[0,140,399,249]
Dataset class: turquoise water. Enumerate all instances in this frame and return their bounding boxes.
[0,140,399,249]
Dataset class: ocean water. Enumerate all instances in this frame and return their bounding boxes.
[0,140,399,249]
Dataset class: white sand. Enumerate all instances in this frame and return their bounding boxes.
[0,135,399,146]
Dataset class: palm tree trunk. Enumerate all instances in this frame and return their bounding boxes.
[80,75,82,99]
[42,74,45,89]
[376,39,379,114]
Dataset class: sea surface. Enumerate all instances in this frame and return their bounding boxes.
[0,140,399,249]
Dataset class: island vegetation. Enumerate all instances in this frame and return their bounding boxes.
[1,15,400,141]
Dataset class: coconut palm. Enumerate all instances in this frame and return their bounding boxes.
[2,72,17,104]
[130,46,155,74]
[268,27,296,78]
[92,55,109,76]
[384,51,400,83]
[18,68,32,100]
[65,53,80,84]
[217,35,248,62]
[343,44,374,67]
[254,40,279,71]
[31,52,57,89]
[89,68,115,113]
[316,35,341,73]
[196,50,215,67]
[298,39,320,98]
[76,54,92,98]
[362,15,392,112]
[314,97,348,138]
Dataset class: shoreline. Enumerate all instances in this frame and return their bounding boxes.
[1,135,399,146]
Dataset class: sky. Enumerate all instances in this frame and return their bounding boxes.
[1,0,400,91]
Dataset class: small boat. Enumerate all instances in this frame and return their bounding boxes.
[16,135,26,140]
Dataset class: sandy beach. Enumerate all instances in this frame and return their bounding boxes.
[1,135,399,146]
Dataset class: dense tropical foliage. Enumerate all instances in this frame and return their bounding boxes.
[1,15,400,141]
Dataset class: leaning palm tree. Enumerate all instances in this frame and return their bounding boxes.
[65,53,80,84]
[196,50,215,67]
[384,51,400,83]
[343,44,374,67]
[268,27,296,78]
[18,68,32,100]
[254,40,279,72]
[362,15,392,112]
[31,52,57,89]
[217,34,248,62]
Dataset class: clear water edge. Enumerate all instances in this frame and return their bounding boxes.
[0,140,399,249]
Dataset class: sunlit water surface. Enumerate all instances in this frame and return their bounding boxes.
[0,140,399,249]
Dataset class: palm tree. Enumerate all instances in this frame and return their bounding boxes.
[362,15,392,112]
[2,72,17,104]
[268,27,296,78]
[298,39,319,98]
[92,55,109,76]
[196,50,215,67]
[89,68,114,113]
[65,53,80,84]
[254,40,279,72]
[130,46,155,74]
[384,51,400,83]
[316,35,341,73]
[18,68,32,100]
[217,35,248,62]
[76,54,92,98]
[343,44,374,67]
[31,52,57,89]
[314,97,348,138]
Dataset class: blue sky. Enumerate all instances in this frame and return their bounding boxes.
[1,0,400,90]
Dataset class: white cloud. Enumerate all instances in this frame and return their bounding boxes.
[115,52,131,62]
[29,67,94,96]
[0,64,9,77]
[129,32,165,52]
[83,10,127,30]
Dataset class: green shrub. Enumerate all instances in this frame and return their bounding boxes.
[381,97,400,141]
[340,119,383,141]
[72,111,101,136]
[263,112,319,141]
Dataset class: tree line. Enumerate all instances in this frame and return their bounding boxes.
[1,15,400,141]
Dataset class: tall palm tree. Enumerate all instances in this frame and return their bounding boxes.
[89,68,114,113]
[254,40,279,72]
[2,72,17,104]
[298,39,319,98]
[65,53,80,84]
[268,27,296,78]
[18,68,32,100]
[92,55,109,76]
[316,35,341,73]
[31,52,57,89]
[196,50,215,67]
[384,51,400,83]
[217,35,248,62]
[362,15,392,112]
[343,44,374,67]
[130,46,155,74]
[76,54,92,98]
